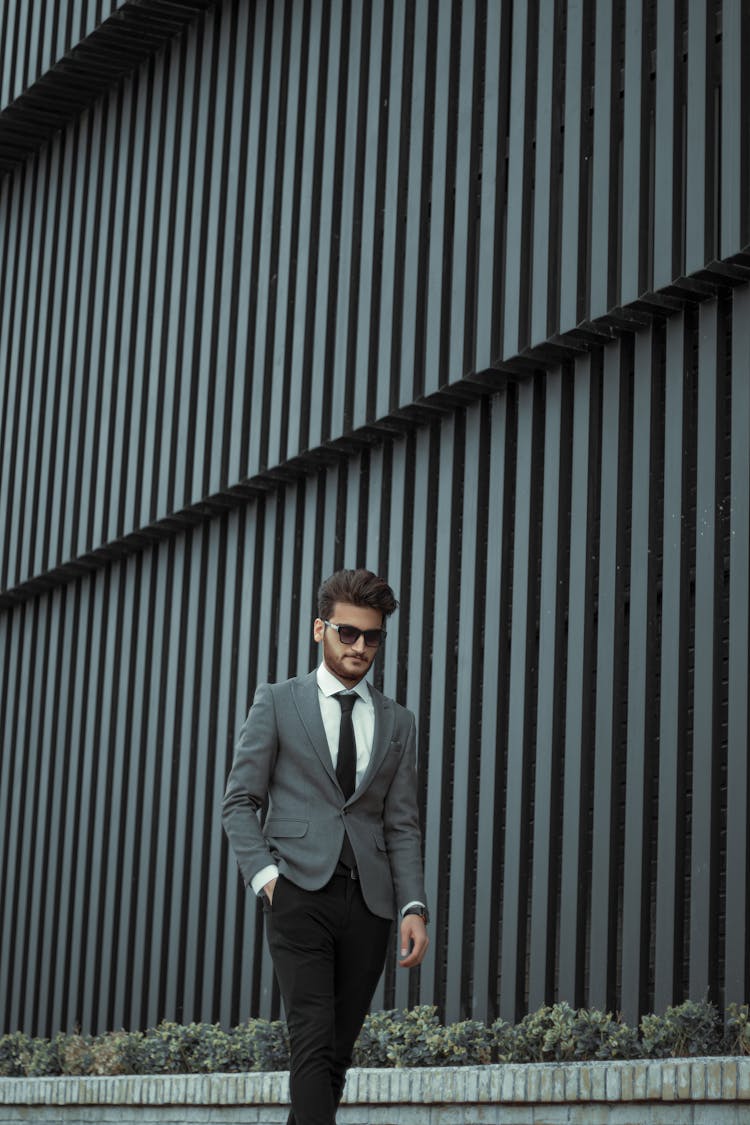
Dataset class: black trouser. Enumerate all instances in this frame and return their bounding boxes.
[265,871,392,1125]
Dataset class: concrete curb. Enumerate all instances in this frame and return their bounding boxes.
[1,1058,749,1106]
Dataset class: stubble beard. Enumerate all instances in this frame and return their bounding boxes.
[321,632,374,687]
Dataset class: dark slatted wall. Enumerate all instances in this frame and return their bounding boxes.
[0,1,125,106]
[1,0,749,1036]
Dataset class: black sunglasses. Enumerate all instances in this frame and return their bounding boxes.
[323,620,387,648]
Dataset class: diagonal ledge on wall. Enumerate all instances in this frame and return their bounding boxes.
[1,247,748,612]
[0,0,218,178]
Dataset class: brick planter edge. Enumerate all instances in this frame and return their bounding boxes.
[0,1058,749,1124]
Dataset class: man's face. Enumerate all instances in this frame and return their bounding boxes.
[313,601,384,687]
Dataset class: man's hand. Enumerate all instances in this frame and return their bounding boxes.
[399,914,429,968]
[263,877,278,904]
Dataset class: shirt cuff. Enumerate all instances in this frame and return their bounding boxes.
[400,900,426,918]
[250,864,279,897]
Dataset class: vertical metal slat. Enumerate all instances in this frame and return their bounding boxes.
[688,299,722,1001]
[588,339,628,1011]
[620,326,659,1024]
[558,352,599,1006]
[653,311,689,1012]
[499,375,541,1021]
[724,284,750,1002]
[528,367,570,1010]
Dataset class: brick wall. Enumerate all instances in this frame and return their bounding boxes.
[1,1060,749,1124]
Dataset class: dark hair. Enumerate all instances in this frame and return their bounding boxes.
[317,569,399,621]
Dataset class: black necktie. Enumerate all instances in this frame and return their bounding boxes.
[335,692,357,799]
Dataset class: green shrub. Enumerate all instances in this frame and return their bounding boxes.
[0,1032,33,1077]
[352,1009,402,1067]
[352,1007,492,1068]
[388,1005,445,1067]
[508,1002,578,1062]
[570,1008,640,1060]
[437,1019,494,1065]
[3,997,748,1076]
[136,1022,236,1074]
[27,1035,64,1076]
[489,1005,640,1063]
[356,1005,443,1067]
[234,1019,290,1072]
[640,997,723,1058]
[724,1003,750,1056]
[490,1017,516,1062]
[56,1032,94,1075]
[134,1022,184,1074]
[229,1019,263,1072]
[86,1031,143,1076]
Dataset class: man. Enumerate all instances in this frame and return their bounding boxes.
[222,568,429,1125]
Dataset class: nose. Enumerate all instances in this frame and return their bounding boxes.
[352,632,367,653]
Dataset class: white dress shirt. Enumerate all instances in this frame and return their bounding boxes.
[316,661,374,783]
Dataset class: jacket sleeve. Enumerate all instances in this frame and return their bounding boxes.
[382,712,427,910]
[221,682,280,887]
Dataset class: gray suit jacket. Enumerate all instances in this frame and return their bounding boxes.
[221,671,426,920]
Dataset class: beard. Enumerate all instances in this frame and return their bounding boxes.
[321,631,375,686]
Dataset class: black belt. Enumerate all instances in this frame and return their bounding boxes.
[334,860,359,880]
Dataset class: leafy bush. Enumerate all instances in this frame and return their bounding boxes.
[352,1007,493,1068]
[508,1002,578,1062]
[351,1009,401,1068]
[380,1005,443,1067]
[570,1007,640,1060]
[1,998,747,1077]
[640,997,723,1058]
[353,1006,443,1067]
[26,1036,64,1076]
[724,1003,750,1056]
[232,1019,290,1072]
[0,1032,34,1077]
[489,1005,640,1064]
[490,1017,516,1062]
[129,1023,225,1075]
[0,1031,67,1077]
[89,1030,146,1076]
[55,1031,94,1075]
[438,1019,494,1065]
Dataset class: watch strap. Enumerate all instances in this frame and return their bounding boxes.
[403,906,429,924]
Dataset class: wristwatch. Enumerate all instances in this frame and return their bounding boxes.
[403,906,429,924]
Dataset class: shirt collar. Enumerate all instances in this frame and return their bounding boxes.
[317,662,371,704]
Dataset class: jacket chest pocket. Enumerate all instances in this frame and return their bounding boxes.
[370,742,402,789]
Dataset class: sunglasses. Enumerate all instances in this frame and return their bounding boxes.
[323,620,387,648]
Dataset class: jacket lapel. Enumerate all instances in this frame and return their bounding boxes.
[291,672,339,789]
[291,673,397,798]
[355,685,395,797]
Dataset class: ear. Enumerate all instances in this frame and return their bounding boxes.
[313,617,325,643]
